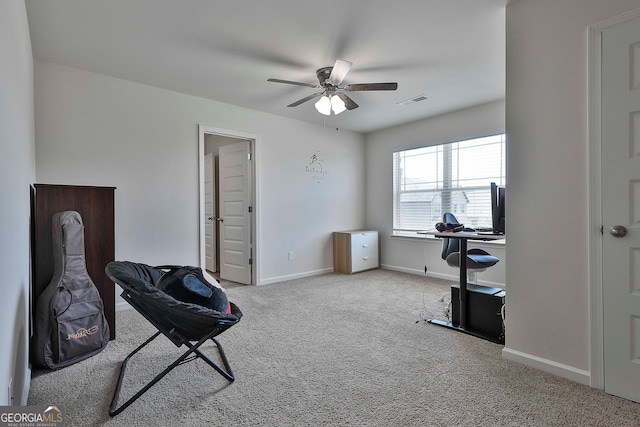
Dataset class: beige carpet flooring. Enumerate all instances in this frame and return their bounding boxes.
[27,269,640,426]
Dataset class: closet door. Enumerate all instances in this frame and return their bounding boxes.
[33,184,116,340]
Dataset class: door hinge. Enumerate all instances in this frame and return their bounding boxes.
[600,225,604,234]
[248,152,252,160]
[249,258,253,265]
[248,206,253,213]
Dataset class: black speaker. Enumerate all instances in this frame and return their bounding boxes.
[451,284,505,341]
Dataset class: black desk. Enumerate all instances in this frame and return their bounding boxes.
[419,230,505,343]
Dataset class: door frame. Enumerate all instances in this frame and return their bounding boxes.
[588,7,640,391]
[204,152,215,272]
[198,124,260,285]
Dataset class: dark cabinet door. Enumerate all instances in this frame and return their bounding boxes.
[32,184,116,340]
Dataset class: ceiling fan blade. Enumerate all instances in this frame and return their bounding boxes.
[345,82,398,91]
[268,78,320,89]
[337,93,359,110]
[287,91,325,107]
[329,59,353,86]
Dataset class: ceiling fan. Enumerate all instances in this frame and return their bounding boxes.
[267,59,398,115]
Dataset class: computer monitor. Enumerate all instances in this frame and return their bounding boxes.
[490,182,505,234]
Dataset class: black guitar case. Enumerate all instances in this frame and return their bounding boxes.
[32,210,110,369]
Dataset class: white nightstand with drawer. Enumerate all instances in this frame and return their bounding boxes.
[333,230,379,274]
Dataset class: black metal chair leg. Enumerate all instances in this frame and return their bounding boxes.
[109,331,235,416]
[190,337,235,382]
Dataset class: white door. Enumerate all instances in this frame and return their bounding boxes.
[219,140,252,284]
[204,153,215,272]
[602,13,640,403]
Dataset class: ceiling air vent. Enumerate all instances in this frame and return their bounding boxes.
[397,94,429,106]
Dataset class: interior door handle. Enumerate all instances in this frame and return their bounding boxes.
[610,225,628,238]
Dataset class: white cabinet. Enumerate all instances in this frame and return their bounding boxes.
[333,230,379,274]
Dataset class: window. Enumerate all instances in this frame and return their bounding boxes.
[392,134,506,233]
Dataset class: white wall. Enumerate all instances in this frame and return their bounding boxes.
[34,61,365,286]
[504,0,640,380]
[0,1,35,405]
[365,100,506,287]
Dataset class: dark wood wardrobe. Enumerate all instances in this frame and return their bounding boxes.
[32,184,116,340]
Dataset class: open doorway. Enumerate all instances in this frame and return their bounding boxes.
[199,125,258,286]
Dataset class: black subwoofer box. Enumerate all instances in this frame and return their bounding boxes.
[451,283,505,340]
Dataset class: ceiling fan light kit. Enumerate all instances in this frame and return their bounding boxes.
[315,95,332,115]
[330,95,346,114]
[315,94,347,116]
[268,59,398,116]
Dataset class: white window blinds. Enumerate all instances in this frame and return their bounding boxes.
[392,134,506,233]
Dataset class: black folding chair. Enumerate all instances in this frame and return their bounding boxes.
[105,261,242,416]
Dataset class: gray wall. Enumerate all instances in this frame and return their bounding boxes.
[0,1,35,406]
[504,0,640,381]
[365,100,506,288]
[34,60,366,285]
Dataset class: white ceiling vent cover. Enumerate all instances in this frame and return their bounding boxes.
[397,94,429,106]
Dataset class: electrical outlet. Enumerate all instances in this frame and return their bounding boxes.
[288,251,294,261]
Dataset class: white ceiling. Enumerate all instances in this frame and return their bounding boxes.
[24,0,507,133]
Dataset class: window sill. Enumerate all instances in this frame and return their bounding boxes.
[390,231,506,246]
[390,231,429,240]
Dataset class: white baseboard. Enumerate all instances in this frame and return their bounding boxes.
[259,267,335,286]
[21,368,30,406]
[114,267,335,292]
[380,264,428,276]
[116,300,132,311]
[502,347,591,386]
[380,264,504,289]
